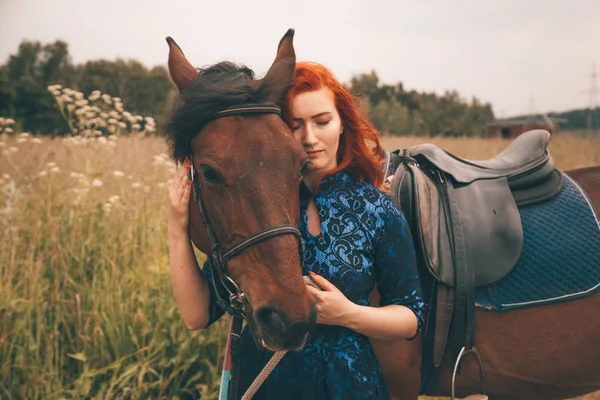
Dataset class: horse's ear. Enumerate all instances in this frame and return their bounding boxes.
[166,37,198,91]
[258,29,296,105]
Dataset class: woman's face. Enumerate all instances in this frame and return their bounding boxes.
[289,87,343,177]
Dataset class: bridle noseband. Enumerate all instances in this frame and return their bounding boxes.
[188,103,305,317]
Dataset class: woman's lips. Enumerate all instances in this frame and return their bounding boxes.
[306,150,322,159]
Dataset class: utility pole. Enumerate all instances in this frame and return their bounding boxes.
[587,63,598,135]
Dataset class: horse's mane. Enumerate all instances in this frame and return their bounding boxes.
[167,62,269,162]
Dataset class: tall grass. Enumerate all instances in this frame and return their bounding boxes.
[0,132,598,399]
[0,135,228,399]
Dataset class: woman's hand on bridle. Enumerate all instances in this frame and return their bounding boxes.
[168,156,192,239]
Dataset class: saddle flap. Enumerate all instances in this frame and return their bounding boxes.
[405,164,524,287]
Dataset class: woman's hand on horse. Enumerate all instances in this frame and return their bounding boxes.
[168,156,192,238]
[307,272,357,327]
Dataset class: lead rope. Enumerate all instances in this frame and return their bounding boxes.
[236,276,320,400]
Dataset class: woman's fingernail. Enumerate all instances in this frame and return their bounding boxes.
[309,271,315,276]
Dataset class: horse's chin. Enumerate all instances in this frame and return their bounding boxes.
[246,320,309,352]
[259,332,309,352]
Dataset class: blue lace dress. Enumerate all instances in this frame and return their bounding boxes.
[202,170,425,400]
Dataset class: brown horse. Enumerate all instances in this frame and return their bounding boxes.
[166,30,600,400]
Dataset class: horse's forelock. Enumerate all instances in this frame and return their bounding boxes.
[167,62,267,163]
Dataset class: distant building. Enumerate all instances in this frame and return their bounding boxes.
[485,117,568,139]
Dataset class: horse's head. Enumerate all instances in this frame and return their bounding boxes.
[166,30,316,351]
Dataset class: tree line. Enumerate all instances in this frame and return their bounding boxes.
[1,39,509,137]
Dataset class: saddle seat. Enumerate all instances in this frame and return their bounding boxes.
[404,130,559,191]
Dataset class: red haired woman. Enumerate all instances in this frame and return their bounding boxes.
[169,62,424,399]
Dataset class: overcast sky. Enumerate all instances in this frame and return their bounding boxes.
[1,0,599,117]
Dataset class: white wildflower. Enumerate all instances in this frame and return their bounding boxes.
[9,146,18,152]
[102,203,112,212]
[108,195,120,204]
[19,132,30,138]
[89,92,101,102]
[92,179,103,187]
[16,138,27,143]
[5,128,14,134]
[144,185,151,193]
[118,122,126,129]
[31,138,42,144]
[50,166,60,173]
[47,162,57,168]
[132,124,141,131]
[0,141,5,147]
[38,171,48,177]
[75,99,89,107]
[131,182,141,189]
[108,135,117,142]
[112,170,124,177]
[67,104,76,113]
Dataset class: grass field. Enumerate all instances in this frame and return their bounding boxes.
[1,132,598,399]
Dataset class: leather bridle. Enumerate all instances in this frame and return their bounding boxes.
[188,103,305,318]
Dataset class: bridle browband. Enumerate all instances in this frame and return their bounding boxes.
[188,103,305,318]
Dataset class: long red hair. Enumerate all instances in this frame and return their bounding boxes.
[282,62,384,189]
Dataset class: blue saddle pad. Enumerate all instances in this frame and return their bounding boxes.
[474,173,600,311]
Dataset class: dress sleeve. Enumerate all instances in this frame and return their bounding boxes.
[374,202,426,339]
[201,258,227,327]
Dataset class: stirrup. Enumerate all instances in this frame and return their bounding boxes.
[451,346,486,400]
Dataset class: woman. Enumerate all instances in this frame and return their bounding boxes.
[168,62,425,399]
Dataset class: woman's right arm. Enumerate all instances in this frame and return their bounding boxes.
[168,157,211,330]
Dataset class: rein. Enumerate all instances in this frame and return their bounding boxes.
[188,103,305,400]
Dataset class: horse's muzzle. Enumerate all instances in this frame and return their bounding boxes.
[254,304,317,351]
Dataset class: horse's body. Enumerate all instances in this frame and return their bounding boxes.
[371,166,600,400]
[167,30,600,400]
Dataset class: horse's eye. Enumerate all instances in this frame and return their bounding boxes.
[200,165,222,184]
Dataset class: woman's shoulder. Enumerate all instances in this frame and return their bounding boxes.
[349,176,402,214]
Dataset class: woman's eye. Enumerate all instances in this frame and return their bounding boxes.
[316,120,330,126]
[200,165,222,184]
[291,125,301,131]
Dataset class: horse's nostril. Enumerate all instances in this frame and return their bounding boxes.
[254,306,288,336]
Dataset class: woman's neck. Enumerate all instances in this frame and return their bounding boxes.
[303,173,319,194]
